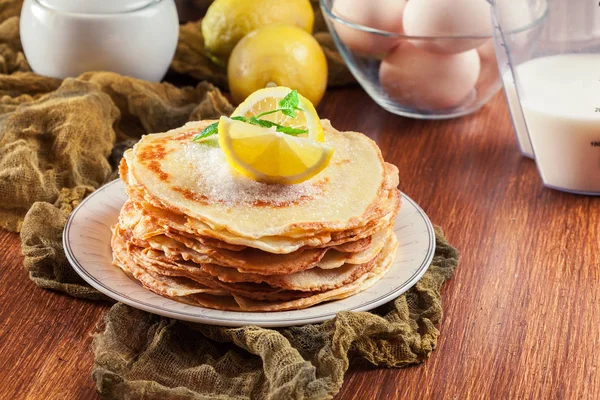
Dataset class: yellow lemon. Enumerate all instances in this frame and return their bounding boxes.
[202,0,314,61]
[228,25,328,106]
[218,87,333,184]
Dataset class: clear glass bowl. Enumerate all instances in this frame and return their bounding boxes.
[320,0,503,119]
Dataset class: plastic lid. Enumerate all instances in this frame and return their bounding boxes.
[37,0,156,14]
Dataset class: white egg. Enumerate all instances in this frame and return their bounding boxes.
[379,43,481,111]
[475,39,501,96]
[477,39,499,84]
[332,0,406,55]
[403,0,492,54]
[477,39,496,62]
[494,0,540,32]
[493,0,541,50]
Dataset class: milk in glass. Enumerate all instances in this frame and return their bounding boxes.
[515,54,600,193]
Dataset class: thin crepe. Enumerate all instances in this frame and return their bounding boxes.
[125,119,400,240]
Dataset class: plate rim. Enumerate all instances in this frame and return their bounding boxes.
[63,179,435,327]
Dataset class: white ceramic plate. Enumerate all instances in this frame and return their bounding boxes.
[63,179,435,327]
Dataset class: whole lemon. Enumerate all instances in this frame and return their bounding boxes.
[228,25,328,106]
[202,0,314,61]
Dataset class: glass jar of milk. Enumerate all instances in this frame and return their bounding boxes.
[492,0,600,195]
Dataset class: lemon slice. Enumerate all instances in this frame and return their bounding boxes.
[231,86,324,142]
[218,116,334,184]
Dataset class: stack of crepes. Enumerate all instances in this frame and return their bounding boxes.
[111,119,401,311]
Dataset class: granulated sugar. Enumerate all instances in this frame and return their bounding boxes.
[182,141,320,206]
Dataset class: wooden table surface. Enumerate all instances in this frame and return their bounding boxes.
[1,89,598,399]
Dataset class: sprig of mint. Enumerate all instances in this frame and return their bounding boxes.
[254,90,303,119]
[247,116,308,135]
[192,90,308,142]
[192,116,245,141]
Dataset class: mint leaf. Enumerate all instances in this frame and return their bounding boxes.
[249,116,275,128]
[280,108,297,118]
[275,125,308,135]
[192,122,218,141]
[192,117,247,142]
[248,116,307,135]
[278,90,299,110]
[277,90,304,118]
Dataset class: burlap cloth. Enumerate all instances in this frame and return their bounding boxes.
[0,2,459,399]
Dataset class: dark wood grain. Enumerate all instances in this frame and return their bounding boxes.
[175,0,211,23]
[0,230,109,400]
[1,89,599,399]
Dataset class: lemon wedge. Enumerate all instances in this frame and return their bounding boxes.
[231,86,324,142]
[217,87,333,184]
[218,117,334,184]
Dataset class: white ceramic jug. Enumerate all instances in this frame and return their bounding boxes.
[20,0,179,82]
